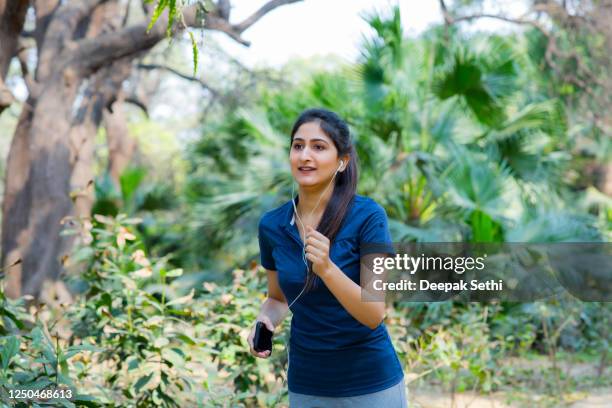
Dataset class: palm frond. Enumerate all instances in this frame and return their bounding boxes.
[506,211,602,242]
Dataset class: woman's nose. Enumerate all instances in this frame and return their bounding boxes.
[298,146,313,160]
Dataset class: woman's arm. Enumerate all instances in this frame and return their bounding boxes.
[304,226,387,330]
[257,269,290,328]
[248,269,290,358]
[319,259,386,330]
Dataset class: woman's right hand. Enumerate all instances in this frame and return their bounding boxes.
[247,316,275,358]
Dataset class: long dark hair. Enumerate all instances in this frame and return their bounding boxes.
[290,108,359,292]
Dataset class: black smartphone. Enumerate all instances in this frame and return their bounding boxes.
[253,321,273,354]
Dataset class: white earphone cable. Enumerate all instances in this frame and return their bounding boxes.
[283,161,343,388]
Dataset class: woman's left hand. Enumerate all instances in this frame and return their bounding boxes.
[304,225,334,278]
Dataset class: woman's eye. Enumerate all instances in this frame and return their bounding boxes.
[292,144,324,150]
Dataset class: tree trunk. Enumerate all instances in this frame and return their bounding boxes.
[3,77,78,297]
[1,101,33,297]
[2,1,119,297]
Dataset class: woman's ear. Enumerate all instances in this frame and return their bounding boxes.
[339,156,350,172]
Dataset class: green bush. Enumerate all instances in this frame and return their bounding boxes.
[1,214,291,407]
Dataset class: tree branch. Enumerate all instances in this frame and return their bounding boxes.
[71,0,302,73]
[451,13,548,33]
[37,0,109,81]
[438,0,549,34]
[200,14,250,46]
[439,0,550,36]
[438,0,451,25]
[137,63,220,97]
[233,0,302,34]
[124,95,149,117]
[201,0,303,45]
[71,21,167,75]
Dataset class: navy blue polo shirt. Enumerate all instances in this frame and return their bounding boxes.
[258,194,404,397]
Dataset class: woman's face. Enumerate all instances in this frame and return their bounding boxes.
[290,121,342,187]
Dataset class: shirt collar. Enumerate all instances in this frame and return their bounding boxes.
[287,195,299,226]
[282,196,302,245]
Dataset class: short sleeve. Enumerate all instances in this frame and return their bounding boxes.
[359,204,395,257]
[258,216,276,270]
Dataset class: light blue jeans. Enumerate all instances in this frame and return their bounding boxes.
[288,377,408,407]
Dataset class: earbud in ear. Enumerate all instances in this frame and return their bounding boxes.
[338,160,344,171]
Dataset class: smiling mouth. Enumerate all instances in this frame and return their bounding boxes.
[298,166,316,172]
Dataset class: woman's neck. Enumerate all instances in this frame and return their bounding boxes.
[297,183,334,220]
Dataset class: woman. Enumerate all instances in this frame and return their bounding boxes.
[247,108,407,407]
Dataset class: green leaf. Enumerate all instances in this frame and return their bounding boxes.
[165,288,194,306]
[26,378,55,390]
[142,295,165,313]
[72,394,99,407]
[63,344,104,360]
[119,167,146,204]
[1,307,25,330]
[48,397,76,408]
[154,337,170,348]
[162,348,185,367]
[175,333,196,346]
[189,31,199,76]
[70,246,95,264]
[58,345,70,376]
[152,389,163,405]
[31,326,57,366]
[1,336,19,370]
[134,372,154,393]
[165,268,183,278]
[57,372,74,386]
[127,356,140,371]
[167,0,177,37]
[147,0,168,34]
